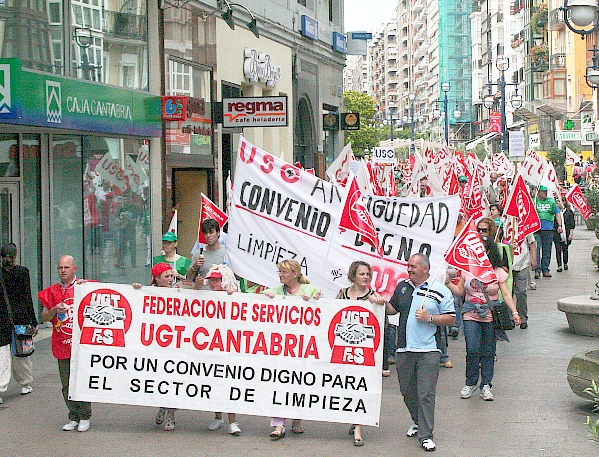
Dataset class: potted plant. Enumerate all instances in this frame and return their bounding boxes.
[584,186,599,231]
[530,43,549,68]
[531,3,548,34]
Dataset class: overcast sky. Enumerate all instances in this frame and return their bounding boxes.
[344,0,398,33]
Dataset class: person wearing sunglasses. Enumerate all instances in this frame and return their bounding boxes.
[451,237,521,402]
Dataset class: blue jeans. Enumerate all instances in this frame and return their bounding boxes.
[463,320,496,387]
[535,230,554,274]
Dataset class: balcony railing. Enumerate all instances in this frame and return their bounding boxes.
[103,10,147,41]
[550,52,566,70]
[549,8,565,30]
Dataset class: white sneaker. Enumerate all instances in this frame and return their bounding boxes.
[163,410,175,431]
[529,282,537,290]
[63,420,79,431]
[208,418,225,430]
[406,422,419,437]
[77,420,90,432]
[20,385,33,395]
[460,385,478,399]
[421,438,436,452]
[155,407,166,425]
[228,422,241,436]
[480,384,494,401]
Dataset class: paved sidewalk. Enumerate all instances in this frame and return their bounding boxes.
[1,229,599,456]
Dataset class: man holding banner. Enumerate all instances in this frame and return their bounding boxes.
[187,219,226,289]
[385,254,455,453]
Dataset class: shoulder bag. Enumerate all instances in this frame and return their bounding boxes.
[0,270,35,357]
[481,284,515,331]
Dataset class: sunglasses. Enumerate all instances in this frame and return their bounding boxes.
[477,227,489,233]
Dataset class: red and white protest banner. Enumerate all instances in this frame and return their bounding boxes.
[503,175,541,241]
[444,217,497,284]
[197,193,228,244]
[226,136,460,299]
[70,283,385,425]
[565,147,581,166]
[520,150,546,186]
[566,185,591,219]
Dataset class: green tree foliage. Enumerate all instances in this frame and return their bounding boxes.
[342,91,385,154]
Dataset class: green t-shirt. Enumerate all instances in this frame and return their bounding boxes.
[262,283,319,297]
[535,197,557,222]
[152,254,192,277]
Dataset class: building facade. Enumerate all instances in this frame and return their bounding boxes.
[161,0,345,256]
[0,0,162,313]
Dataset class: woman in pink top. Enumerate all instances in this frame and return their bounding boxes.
[448,236,520,402]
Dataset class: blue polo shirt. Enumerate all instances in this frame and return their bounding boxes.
[389,278,455,352]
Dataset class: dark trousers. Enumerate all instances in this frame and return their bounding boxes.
[58,359,92,421]
[553,232,569,267]
[396,351,440,442]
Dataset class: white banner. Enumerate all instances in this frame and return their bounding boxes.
[226,137,460,299]
[70,283,385,426]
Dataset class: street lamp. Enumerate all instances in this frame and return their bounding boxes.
[408,93,415,152]
[484,56,522,153]
[561,0,599,36]
[586,47,599,88]
[433,82,462,146]
[389,101,395,141]
[74,27,101,81]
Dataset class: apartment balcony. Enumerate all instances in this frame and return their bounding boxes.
[413,0,424,14]
[549,52,566,70]
[103,10,147,41]
[549,8,565,30]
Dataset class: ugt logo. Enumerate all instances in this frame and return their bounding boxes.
[78,289,132,347]
[328,306,380,366]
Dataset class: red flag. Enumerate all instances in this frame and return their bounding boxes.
[446,167,460,196]
[388,167,398,197]
[366,161,385,196]
[197,193,229,244]
[503,175,541,241]
[338,174,383,257]
[566,184,591,219]
[463,174,484,220]
[444,217,497,284]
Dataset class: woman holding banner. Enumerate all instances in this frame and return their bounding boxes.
[133,263,178,431]
[262,259,322,440]
[336,260,386,447]
[452,237,520,402]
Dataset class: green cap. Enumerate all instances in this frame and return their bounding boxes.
[458,175,467,182]
[162,232,177,242]
[538,185,548,191]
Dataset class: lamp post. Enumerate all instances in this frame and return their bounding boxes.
[433,82,462,147]
[74,27,100,81]
[389,101,395,141]
[408,94,415,152]
[561,0,599,37]
[483,56,523,154]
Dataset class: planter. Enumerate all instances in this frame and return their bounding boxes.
[557,295,599,337]
[586,216,599,231]
[567,349,599,400]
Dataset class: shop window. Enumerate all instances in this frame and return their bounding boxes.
[81,136,152,284]
[0,134,20,177]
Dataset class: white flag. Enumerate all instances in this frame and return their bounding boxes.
[167,209,177,235]
[565,147,581,166]
[326,142,354,186]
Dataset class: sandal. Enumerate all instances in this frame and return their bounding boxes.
[291,420,304,434]
[348,425,355,435]
[270,426,286,440]
[354,437,364,447]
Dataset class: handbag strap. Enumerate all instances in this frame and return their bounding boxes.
[0,268,15,324]
[479,283,494,310]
